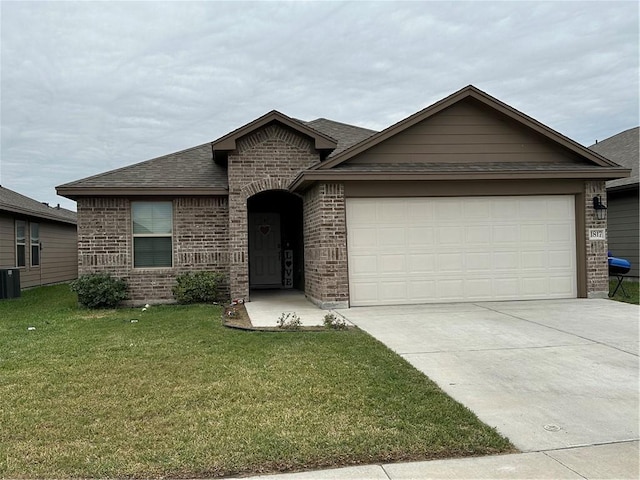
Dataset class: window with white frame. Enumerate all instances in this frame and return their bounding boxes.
[31,222,40,267]
[16,220,26,267]
[132,202,173,268]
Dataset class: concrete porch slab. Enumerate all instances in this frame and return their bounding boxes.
[244,290,348,327]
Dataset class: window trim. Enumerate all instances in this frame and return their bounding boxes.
[15,220,26,268]
[131,201,174,269]
[30,222,40,267]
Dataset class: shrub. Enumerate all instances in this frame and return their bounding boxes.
[173,271,225,304]
[323,313,348,330]
[70,273,128,309]
[277,312,302,330]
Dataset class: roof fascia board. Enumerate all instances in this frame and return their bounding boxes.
[56,187,229,200]
[0,205,76,224]
[316,85,618,170]
[211,110,337,151]
[290,167,631,192]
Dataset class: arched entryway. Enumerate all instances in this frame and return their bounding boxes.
[247,190,304,291]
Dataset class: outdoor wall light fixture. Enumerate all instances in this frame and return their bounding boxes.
[592,195,607,220]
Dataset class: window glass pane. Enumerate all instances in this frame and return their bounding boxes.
[132,202,172,234]
[16,221,25,242]
[31,223,39,242]
[134,237,172,267]
[17,245,26,267]
[31,245,40,266]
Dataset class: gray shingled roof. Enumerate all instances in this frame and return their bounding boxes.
[0,186,77,224]
[58,143,228,190]
[303,118,377,157]
[589,127,639,189]
[58,119,374,194]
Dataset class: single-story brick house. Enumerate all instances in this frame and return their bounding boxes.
[0,185,78,290]
[589,127,639,279]
[57,86,629,307]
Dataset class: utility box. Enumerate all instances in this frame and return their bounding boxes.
[0,269,21,299]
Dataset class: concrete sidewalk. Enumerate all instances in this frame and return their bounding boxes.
[236,441,638,479]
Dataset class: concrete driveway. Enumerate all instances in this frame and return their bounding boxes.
[337,299,639,453]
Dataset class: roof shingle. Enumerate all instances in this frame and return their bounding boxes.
[303,118,377,157]
[57,143,228,192]
[0,186,77,224]
[589,127,639,189]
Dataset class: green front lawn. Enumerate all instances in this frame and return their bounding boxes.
[0,285,514,478]
[609,278,640,304]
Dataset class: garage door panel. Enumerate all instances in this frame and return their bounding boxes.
[350,255,378,275]
[437,199,464,219]
[349,227,378,249]
[437,253,464,272]
[378,201,407,223]
[521,251,547,269]
[407,200,435,221]
[494,278,520,297]
[549,225,573,242]
[347,196,576,306]
[408,254,436,272]
[464,278,493,299]
[438,226,464,245]
[466,225,492,243]
[348,201,377,224]
[408,227,435,245]
[493,224,520,242]
[407,280,437,300]
[548,250,573,269]
[379,255,406,273]
[493,251,520,270]
[464,199,492,219]
[547,197,575,218]
[379,227,405,246]
[520,224,547,242]
[437,279,465,300]
[466,252,492,270]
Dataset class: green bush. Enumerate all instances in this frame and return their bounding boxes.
[70,273,128,309]
[172,271,225,304]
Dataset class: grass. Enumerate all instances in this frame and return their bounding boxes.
[609,278,639,304]
[0,285,514,479]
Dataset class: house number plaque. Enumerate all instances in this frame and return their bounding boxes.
[284,250,293,288]
[588,228,606,241]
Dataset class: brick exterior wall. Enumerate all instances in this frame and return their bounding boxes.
[584,180,609,298]
[77,196,229,305]
[303,183,349,308]
[227,124,320,300]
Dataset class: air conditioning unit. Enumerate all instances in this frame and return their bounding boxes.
[0,269,21,299]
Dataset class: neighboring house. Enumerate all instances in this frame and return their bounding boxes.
[589,127,639,279]
[0,186,78,289]
[57,85,630,307]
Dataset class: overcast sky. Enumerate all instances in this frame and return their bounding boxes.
[1,1,638,211]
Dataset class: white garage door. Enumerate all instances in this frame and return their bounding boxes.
[346,196,577,306]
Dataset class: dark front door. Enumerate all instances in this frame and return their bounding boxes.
[249,212,281,287]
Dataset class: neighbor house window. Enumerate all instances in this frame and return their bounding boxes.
[31,222,40,267]
[16,220,26,267]
[132,202,173,268]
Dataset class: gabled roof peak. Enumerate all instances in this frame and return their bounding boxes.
[313,84,621,171]
[211,110,337,152]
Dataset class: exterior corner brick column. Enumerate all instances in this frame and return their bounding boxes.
[303,182,349,308]
[584,180,609,298]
